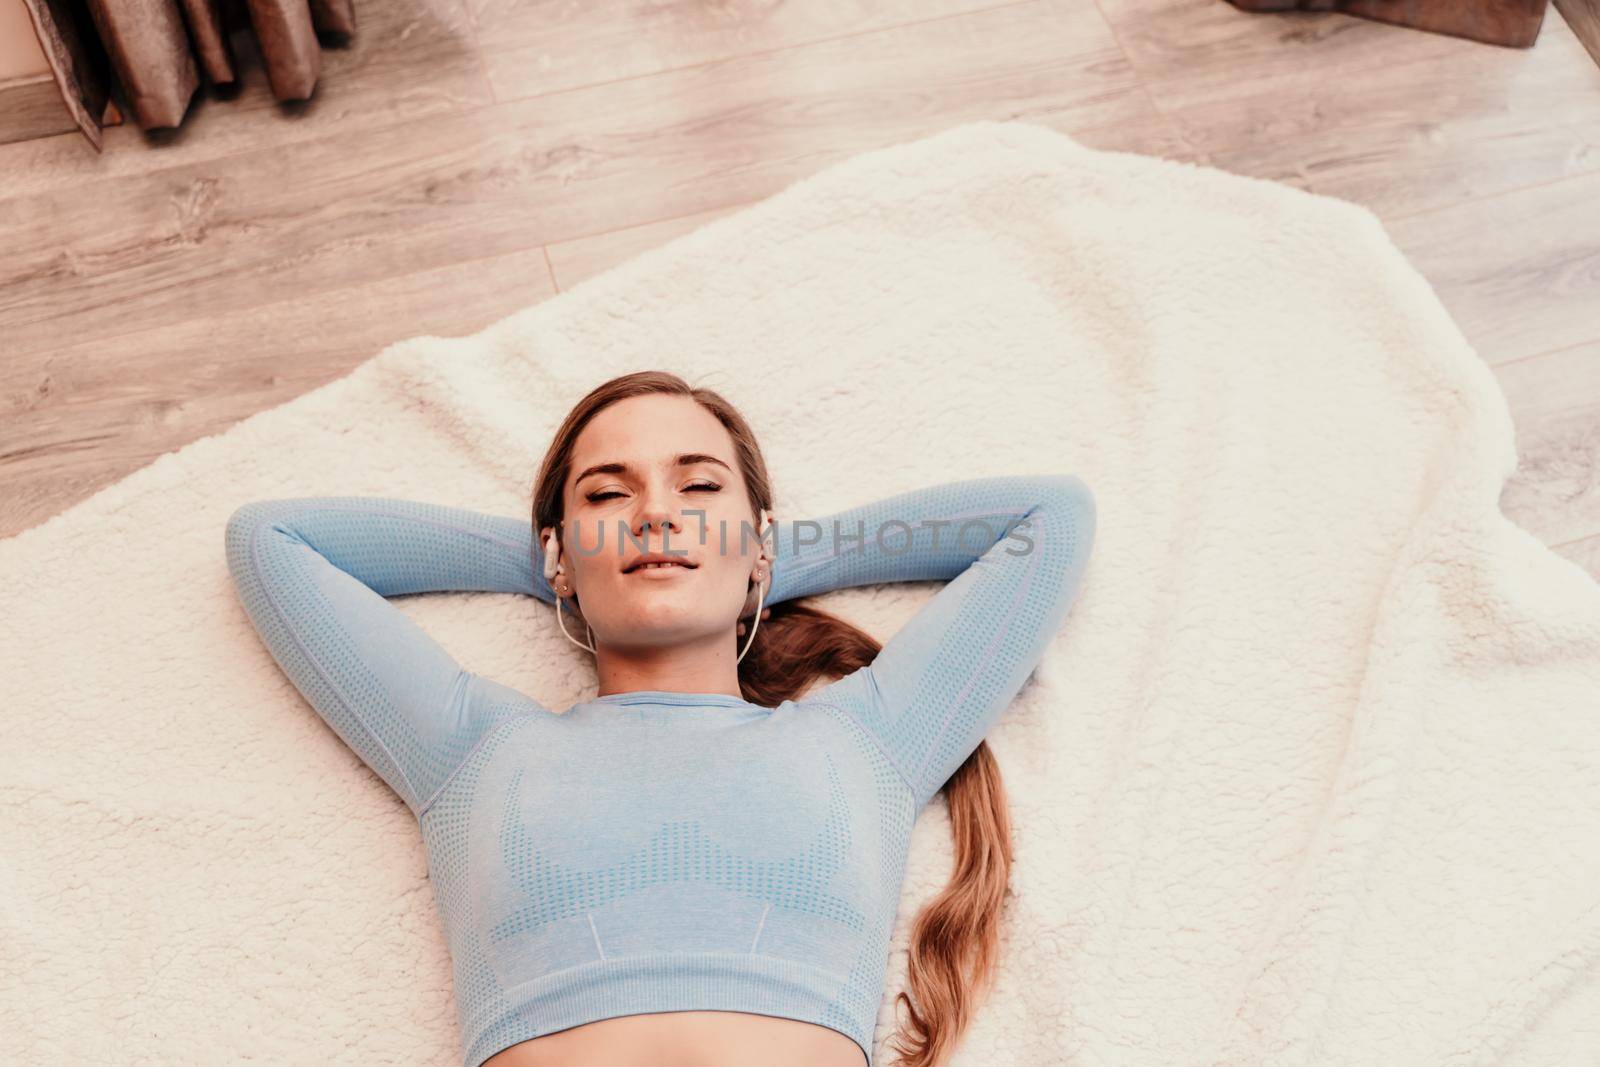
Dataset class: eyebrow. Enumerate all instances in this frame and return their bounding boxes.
[573,452,733,488]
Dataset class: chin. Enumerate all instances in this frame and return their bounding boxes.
[614,595,704,633]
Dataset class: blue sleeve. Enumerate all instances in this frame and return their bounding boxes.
[769,475,1096,810]
[223,497,553,819]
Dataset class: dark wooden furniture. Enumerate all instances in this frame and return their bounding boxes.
[1227,0,1550,48]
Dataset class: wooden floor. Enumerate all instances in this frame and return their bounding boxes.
[2,0,1597,577]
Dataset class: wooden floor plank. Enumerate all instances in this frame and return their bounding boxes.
[1092,0,1600,220]
[0,1,1164,362]
[1384,170,1600,365]
[1492,340,1600,559]
[471,0,1010,102]
[0,247,556,537]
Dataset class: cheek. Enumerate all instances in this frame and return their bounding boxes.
[699,509,759,559]
[698,553,756,612]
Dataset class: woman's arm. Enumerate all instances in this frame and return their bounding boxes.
[223,497,552,820]
[769,475,1096,810]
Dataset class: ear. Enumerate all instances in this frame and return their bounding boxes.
[753,518,773,580]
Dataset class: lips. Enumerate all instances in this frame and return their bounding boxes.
[623,554,699,574]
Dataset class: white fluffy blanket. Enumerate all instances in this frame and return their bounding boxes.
[4,120,1598,1065]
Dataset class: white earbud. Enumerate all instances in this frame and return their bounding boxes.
[542,528,561,582]
[543,527,595,653]
[736,508,774,665]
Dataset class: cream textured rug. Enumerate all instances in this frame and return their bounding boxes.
[4,120,1599,1065]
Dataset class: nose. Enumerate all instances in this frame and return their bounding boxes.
[631,499,681,544]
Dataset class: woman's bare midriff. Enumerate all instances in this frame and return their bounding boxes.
[481,1009,869,1067]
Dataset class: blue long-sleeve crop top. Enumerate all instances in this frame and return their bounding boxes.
[223,474,1096,1067]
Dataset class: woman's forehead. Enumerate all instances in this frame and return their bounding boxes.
[569,396,737,481]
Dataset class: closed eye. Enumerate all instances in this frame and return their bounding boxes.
[585,482,721,503]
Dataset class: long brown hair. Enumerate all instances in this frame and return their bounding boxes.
[531,370,1012,1067]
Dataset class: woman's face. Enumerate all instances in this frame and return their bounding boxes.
[554,393,764,652]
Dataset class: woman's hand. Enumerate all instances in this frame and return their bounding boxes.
[736,607,771,637]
